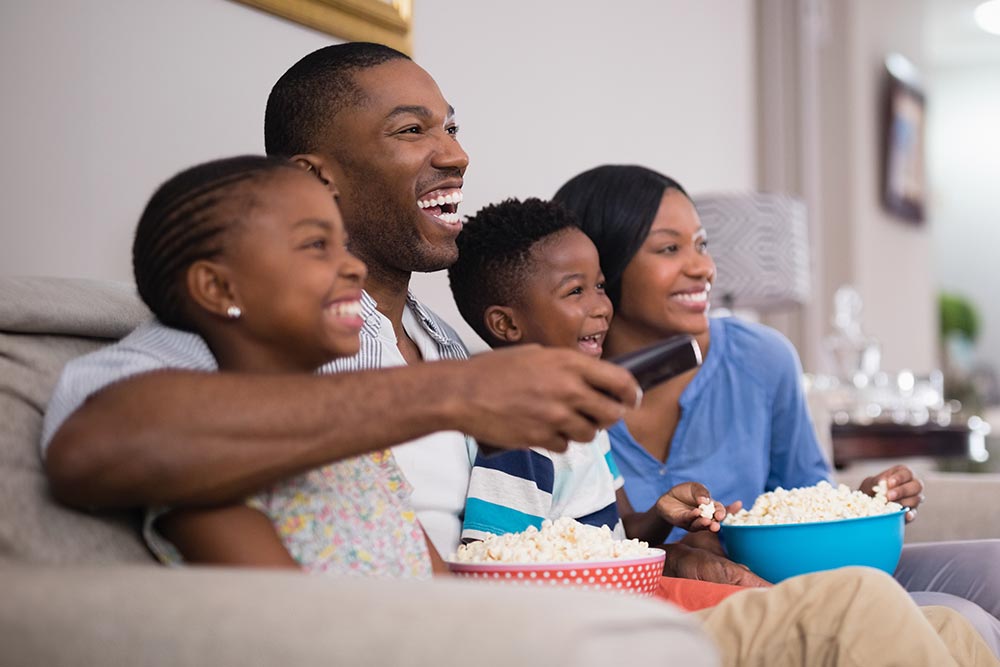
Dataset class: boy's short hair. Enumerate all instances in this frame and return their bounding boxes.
[449,197,579,346]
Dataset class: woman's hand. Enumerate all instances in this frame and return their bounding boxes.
[662,541,771,588]
[860,464,925,523]
[655,482,727,532]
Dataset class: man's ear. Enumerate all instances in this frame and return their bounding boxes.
[484,305,523,344]
[186,260,238,319]
[291,153,339,198]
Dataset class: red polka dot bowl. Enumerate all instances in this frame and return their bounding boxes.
[446,549,666,597]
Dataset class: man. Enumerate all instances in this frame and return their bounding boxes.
[42,43,639,555]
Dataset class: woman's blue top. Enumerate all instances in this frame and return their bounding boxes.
[609,316,832,542]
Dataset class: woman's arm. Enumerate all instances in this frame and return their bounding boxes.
[157,505,300,568]
[660,540,770,588]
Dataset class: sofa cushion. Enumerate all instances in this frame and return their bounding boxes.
[0,276,150,338]
[0,565,718,667]
[0,276,153,564]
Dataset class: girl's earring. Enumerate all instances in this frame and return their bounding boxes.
[226,305,243,320]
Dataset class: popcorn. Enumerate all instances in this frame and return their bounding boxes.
[452,517,651,564]
[697,501,717,520]
[723,481,903,526]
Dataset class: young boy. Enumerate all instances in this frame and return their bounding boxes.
[448,198,724,545]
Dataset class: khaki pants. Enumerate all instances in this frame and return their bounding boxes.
[695,566,998,667]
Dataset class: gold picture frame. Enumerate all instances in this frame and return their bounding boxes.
[236,0,413,55]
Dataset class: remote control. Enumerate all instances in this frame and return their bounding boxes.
[609,334,702,391]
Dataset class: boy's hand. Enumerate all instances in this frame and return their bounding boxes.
[655,482,726,532]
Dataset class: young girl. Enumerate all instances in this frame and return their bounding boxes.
[133,155,437,578]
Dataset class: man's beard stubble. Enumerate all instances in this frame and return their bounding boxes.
[341,181,458,279]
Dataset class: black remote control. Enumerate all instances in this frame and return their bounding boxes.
[476,335,702,458]
[609,334,702,391]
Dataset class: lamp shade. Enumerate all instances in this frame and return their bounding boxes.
[693,192,810,312]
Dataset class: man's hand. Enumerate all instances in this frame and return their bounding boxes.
[662,542,771,588]
[655,482,726,533]
[452,345,640,452]
[859,464,924,523]
[44,345,637,510]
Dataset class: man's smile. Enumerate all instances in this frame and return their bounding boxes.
[417,188,463,225]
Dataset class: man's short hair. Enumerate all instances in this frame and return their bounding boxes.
[449,198,579,346]
[264,42,410,157]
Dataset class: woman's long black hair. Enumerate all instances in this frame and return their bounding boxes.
[553,165,687,309]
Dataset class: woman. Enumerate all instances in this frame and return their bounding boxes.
[553,164,1000,642]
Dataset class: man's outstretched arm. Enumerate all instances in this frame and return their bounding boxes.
[45,345,638,509]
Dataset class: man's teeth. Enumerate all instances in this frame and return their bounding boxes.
[437,212,461,224]
[672,291,709,303]
[327,300,362,317]
[417,191,464,209]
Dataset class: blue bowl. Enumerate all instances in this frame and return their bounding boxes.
[719,508,906,583]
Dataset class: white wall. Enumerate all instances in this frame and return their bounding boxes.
[0,1,757,353]
[410,1,757,349]
[755,0,937,375]
[928,63,1000,374]
[0,1,336,283]
[842,0,937,373]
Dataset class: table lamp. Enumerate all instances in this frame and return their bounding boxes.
[692,192,810,314]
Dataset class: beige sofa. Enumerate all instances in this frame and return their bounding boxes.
[3,276,998,666]
[0,275,717,666]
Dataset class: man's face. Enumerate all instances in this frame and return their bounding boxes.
[323,59,469,278]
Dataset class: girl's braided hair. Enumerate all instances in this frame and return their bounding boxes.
[131,155,300,331]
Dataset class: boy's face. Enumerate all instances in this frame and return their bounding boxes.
[510,228,613,358]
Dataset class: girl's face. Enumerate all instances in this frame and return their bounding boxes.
[222,170,367,372]
[615,188,715,340]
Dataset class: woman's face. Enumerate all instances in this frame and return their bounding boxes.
[615,188,715,339]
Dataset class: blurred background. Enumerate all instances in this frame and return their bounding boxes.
[2,0,998,466]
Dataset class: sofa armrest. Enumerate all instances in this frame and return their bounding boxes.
[0,276,149,338]
[835,471,1000,543]
[0,565,718,667]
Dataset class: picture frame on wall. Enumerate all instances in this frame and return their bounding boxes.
[881,53,926,224]
[235,0,413,54]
